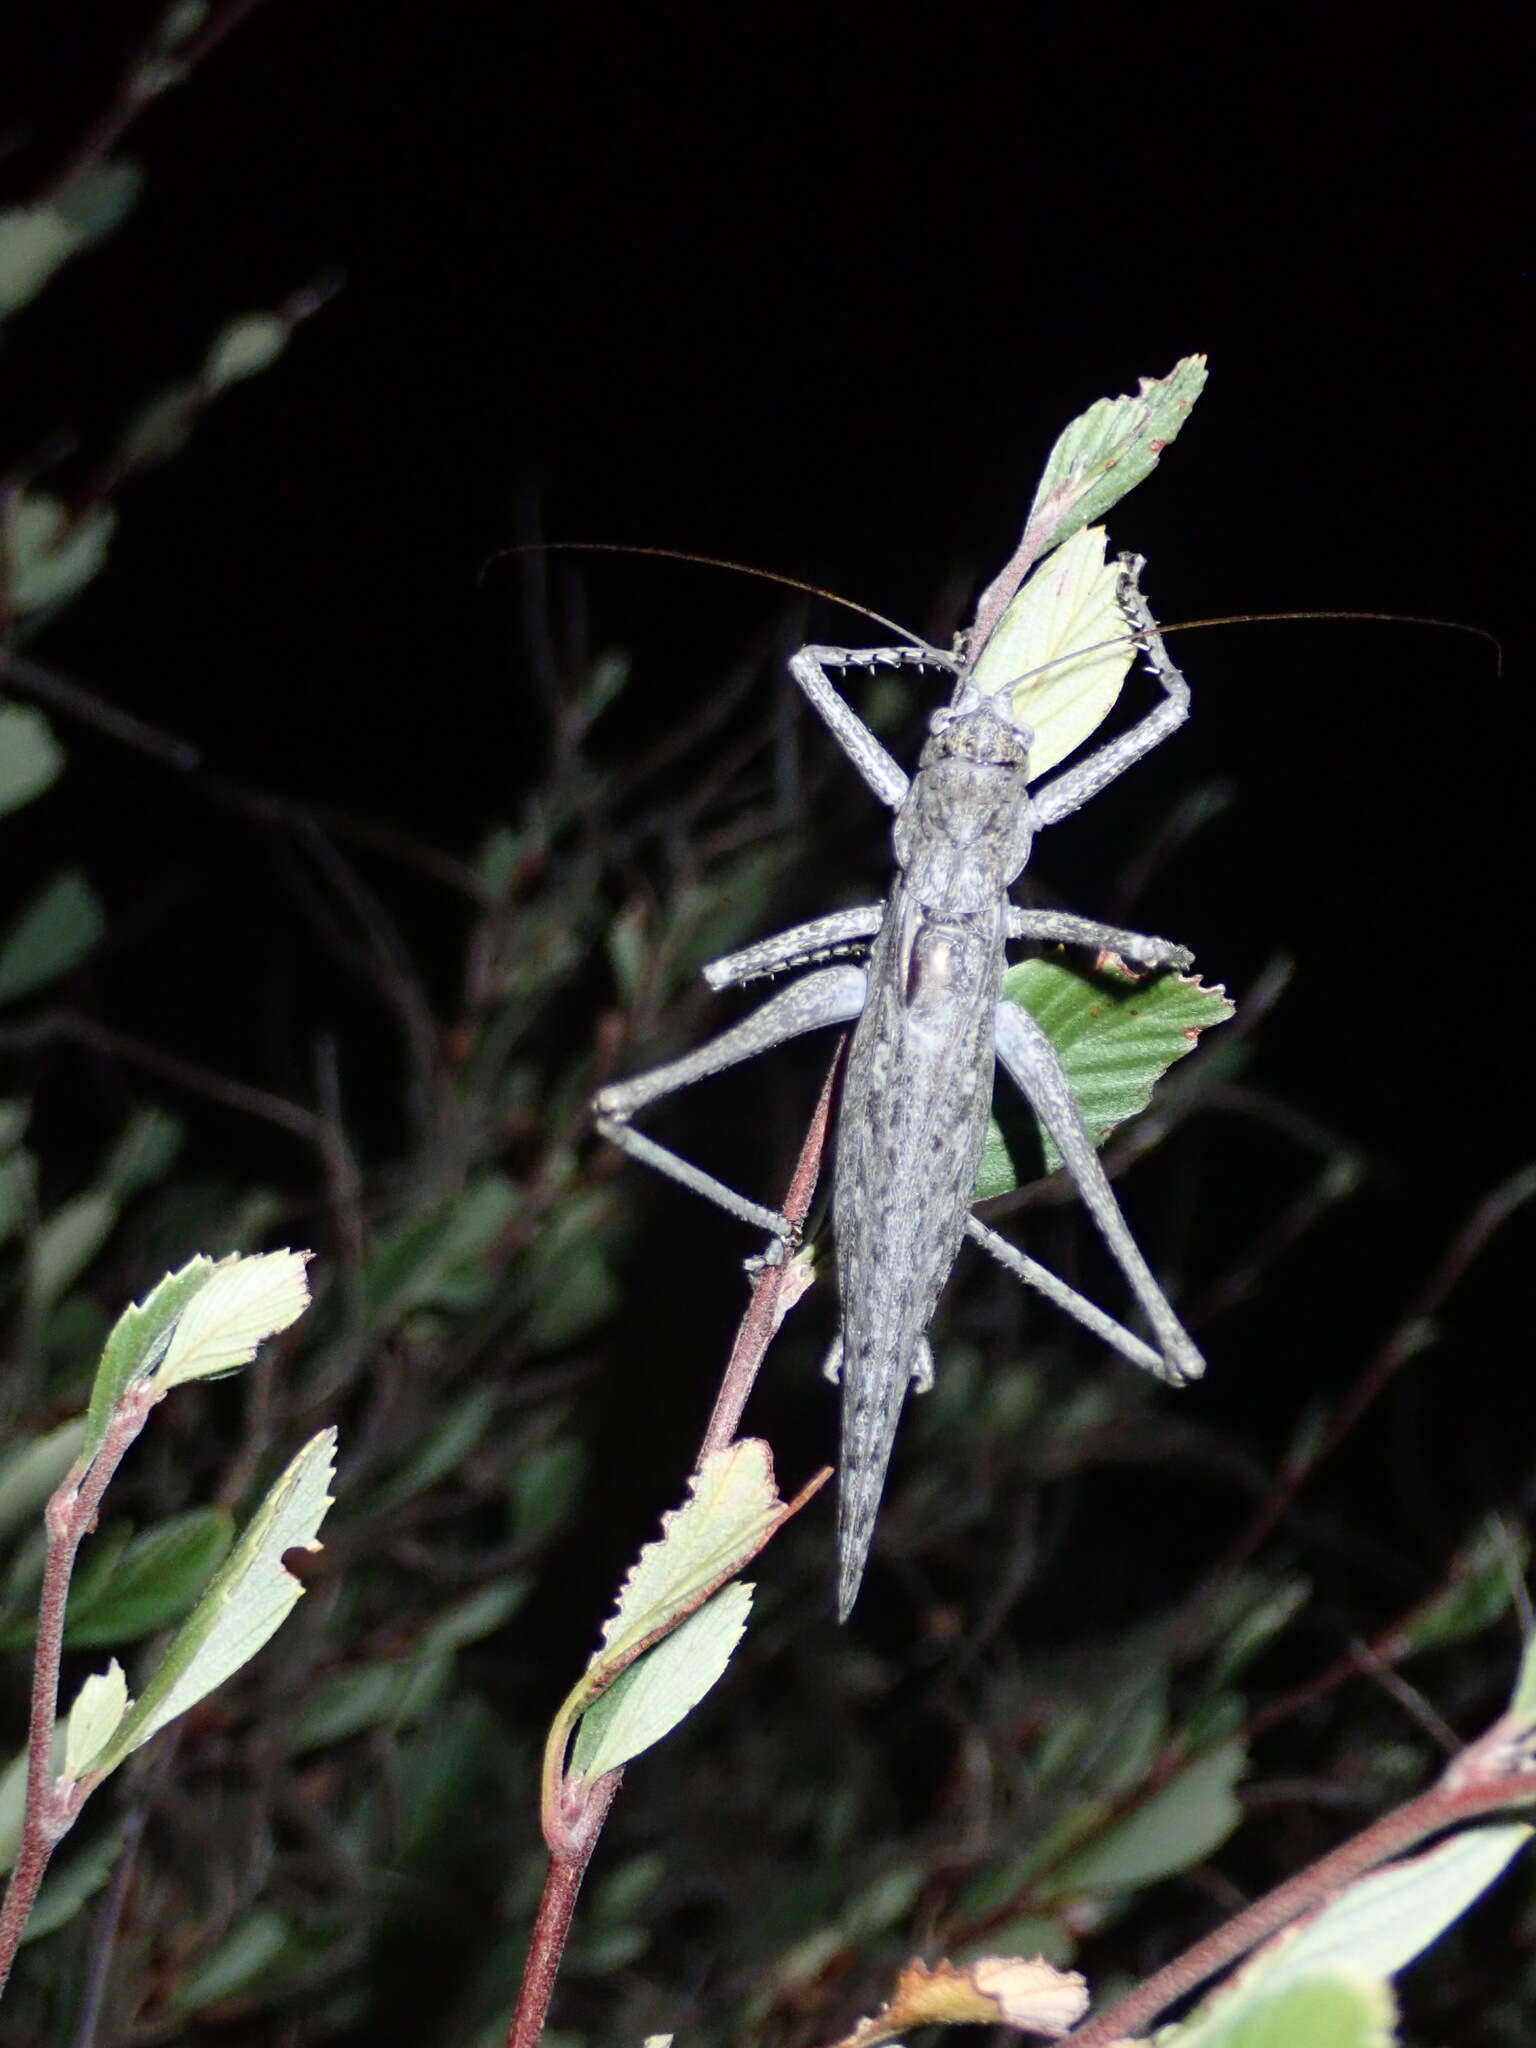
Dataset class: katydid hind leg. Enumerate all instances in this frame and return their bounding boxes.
[992,999,1205,1385]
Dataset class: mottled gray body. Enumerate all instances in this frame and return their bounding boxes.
[835,707,1035,1616]
[592,556,1205,1622]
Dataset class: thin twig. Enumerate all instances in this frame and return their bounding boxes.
[1208,1166,1536,1594]
[0,1379,158,1989]
[33,0,275,203]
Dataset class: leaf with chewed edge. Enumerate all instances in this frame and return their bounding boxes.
[89,1429,336,1776]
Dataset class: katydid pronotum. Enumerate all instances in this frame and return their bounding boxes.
[594,541,1205,1620]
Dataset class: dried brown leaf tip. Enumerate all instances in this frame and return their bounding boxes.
[826,1953,1089,2047]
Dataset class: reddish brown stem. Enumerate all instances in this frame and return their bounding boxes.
[505,1060,838,2048]
[505,1769,621,2048]
[699,1050,840,1459]
[1067,1740,1536,2048]
[0,1381,157,1992]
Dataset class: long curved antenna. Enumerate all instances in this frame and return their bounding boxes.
[483,539,938,652]
[981,607,1504,702]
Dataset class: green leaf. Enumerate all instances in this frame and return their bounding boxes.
[419,1578,529,1657]
[1394,1517,1529,1658]
[26,1188,118,1313]
[977,957,1232,1191]
[1045,1741,1245,1896]
[147,1247,310,1393]
[521,1191,620,1351]
[93,1428,337,1774]
[202,313,289,389]
[1512,1629,1536,1717]
[0,868,106,1005]
[571,1581,752,1778]
[589,1441,781,1677]
[510,1438,584,1543]
[287,1652,450,1755]
[2,495,116,618]
[64,1660,129,1779]
[970,527,1133,778]
[359,1385,496,1512]
[0,706,65,817]
[0,1417,86,1544]
[170,1907,293,2011]
[0,207,78,318]
[63,1505,233,1647]
[966,359,1208,665]
[102,1106,184,1199]
[1165,1968,1397,2048]
[0,1726,64,1876]
[51,160,143,244]
[362,1175,519,1325]
[20,1820,130,1944]
[82,1255,221,1465]
[1204,1575,1312,1691]
[1019,355,1209,571]
[1236,1824,1530,1998]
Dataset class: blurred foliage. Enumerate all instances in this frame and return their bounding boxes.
[2,14,1534,2048]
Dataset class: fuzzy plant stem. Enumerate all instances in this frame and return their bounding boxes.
[1066,1713,1536,2048]
[504,1058,839,2048]
[0,1381,156,1994]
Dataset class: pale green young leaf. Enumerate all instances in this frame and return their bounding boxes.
[1165,1968,1396,2048]
[64,1660,129,1779]
[1235,1824,1530,2000]
[977,958,1231,1191]
[571,1581,752,1779]
[1511,1629,1536,1716]
[203,313,289,389]
[82,1255,220,1465]
[590,1440,781,1674]
[93,1429,337,1772]
[0,207,78,318]
[0,706,65,817]
[148,1246,310,1393]
[0,869,106,1005]
[969,528,1132,779]
[2,495,116,617]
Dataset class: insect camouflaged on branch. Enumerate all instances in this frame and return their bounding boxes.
[594,550,1205,1619]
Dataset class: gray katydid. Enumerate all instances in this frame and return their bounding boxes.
[594,363,1217,1619]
